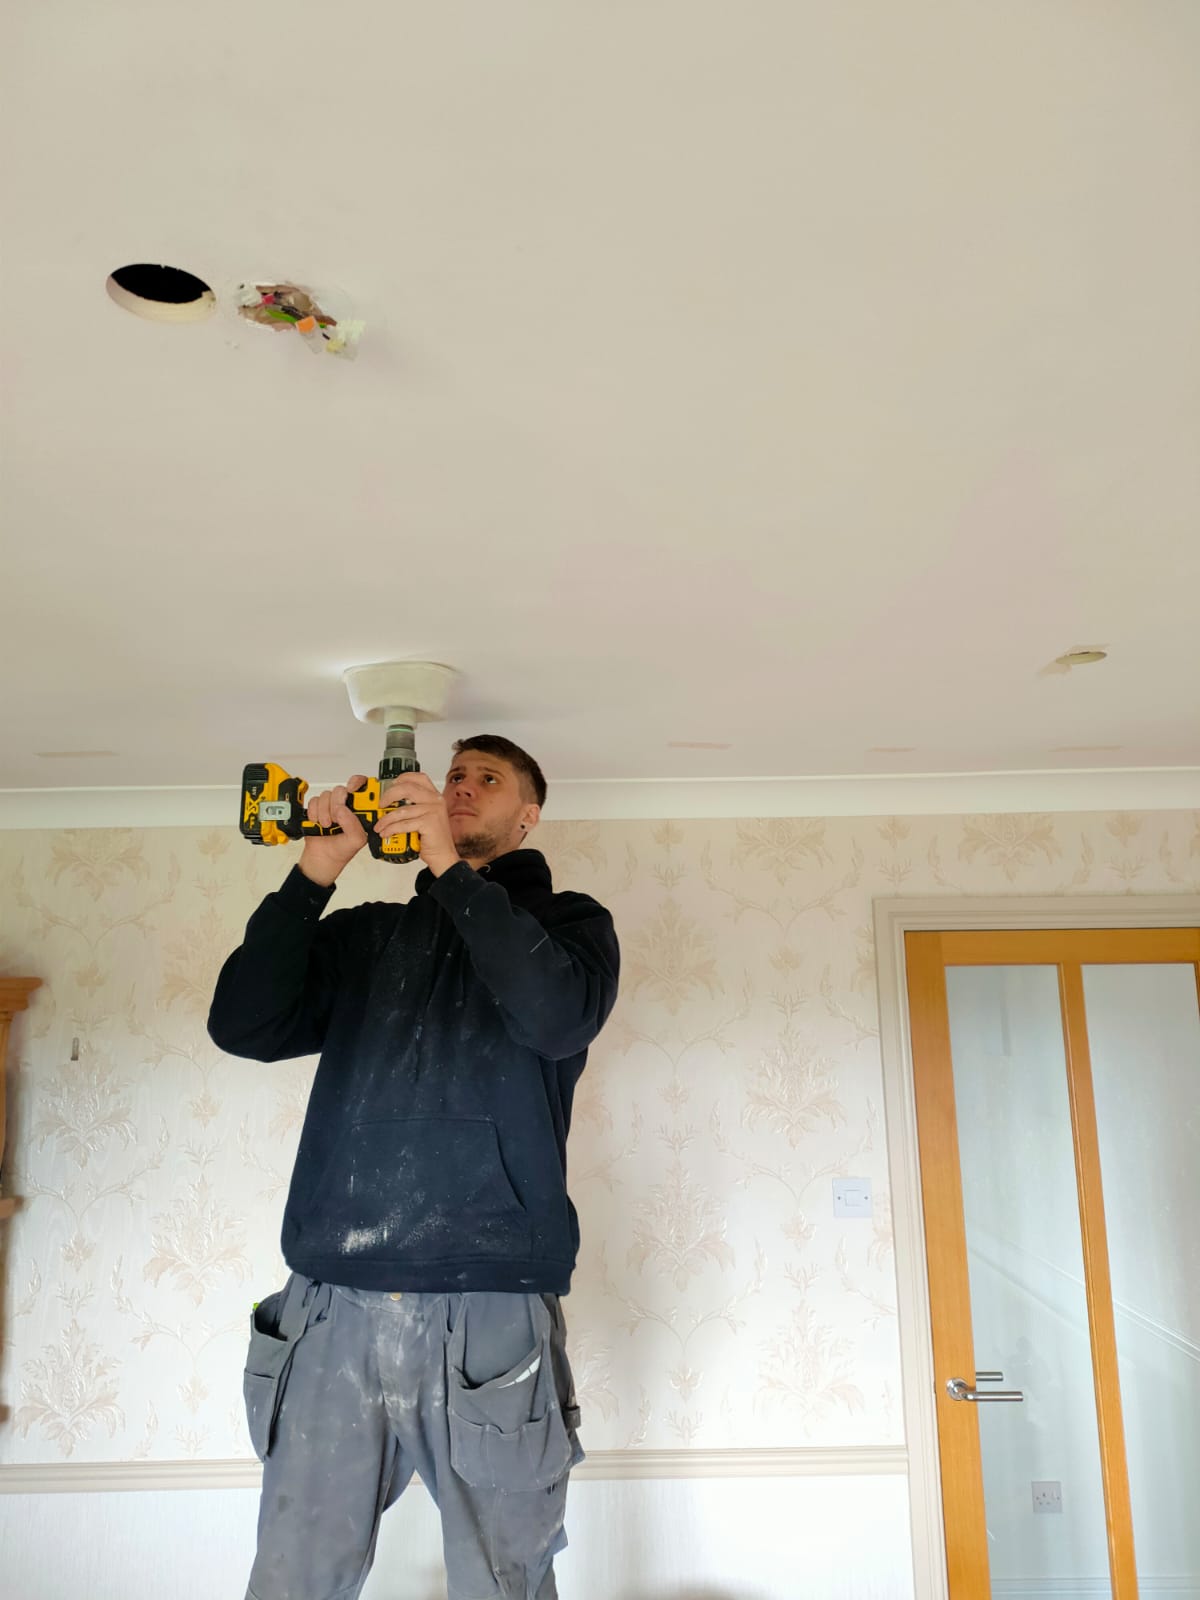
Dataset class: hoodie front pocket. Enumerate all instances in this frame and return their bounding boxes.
[307,1117,532,1262]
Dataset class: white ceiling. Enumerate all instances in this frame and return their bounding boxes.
[3,2,1199,812]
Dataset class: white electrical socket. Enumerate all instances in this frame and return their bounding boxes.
[1032,1481,1063,1514]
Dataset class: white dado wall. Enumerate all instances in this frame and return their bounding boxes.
[2,804,1198,1600]
[1,1476,913,1600]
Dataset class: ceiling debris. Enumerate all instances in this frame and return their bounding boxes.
[236,282,364,358]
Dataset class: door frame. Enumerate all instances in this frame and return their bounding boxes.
[873,893,1200,1600]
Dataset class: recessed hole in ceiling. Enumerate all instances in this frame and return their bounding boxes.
[106,263,216,324]
[668,741,731,750]
[1056,648,1108,667]
[1040,646,1110,678]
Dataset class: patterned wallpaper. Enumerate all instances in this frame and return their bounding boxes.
[1,808,1197,1465]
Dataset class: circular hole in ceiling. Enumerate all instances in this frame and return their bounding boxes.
[1056,648,1108,667]
[106,263,216,323]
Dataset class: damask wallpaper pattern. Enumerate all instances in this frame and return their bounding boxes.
[1,808,1196,1465]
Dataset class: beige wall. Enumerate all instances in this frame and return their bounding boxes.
[1,807,1198,1471]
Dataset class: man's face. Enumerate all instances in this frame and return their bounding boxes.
[442,752,537,866]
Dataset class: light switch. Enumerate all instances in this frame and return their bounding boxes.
[833,1178,873,1218]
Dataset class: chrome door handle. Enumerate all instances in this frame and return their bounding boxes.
[947,1376,1024,1402]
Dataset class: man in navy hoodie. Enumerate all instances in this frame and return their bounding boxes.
[208,735,620,1600]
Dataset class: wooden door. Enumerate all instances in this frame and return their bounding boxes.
[905,928,1200,1597]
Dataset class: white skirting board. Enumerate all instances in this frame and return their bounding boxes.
[991,1584,1199,1597]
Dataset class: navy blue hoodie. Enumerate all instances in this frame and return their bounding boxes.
[207,851,619,1294]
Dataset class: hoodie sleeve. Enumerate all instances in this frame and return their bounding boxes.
[427,864,619,1060]
[207,865,358,1062]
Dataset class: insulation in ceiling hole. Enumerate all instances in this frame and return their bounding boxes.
[236,282,364,358]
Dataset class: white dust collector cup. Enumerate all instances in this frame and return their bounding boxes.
[341,662,460,729]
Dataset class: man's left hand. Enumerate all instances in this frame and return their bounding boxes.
[375,774,459,875]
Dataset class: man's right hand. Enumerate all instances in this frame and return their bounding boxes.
[297,775,371,887]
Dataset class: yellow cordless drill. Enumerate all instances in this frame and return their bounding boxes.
[240,721,422,864]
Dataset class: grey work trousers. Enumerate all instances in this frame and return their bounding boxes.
[243,1275,584,1600]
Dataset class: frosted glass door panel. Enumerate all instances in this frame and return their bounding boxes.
[1084,962,1200,1590]
[945,966,1111,1595]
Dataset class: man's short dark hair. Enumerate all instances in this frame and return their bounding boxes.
[451,736,547,809]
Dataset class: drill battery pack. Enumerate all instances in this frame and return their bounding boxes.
[240,763,420,864]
